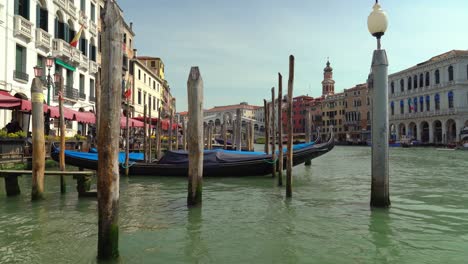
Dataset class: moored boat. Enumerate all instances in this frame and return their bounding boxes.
[51,135,335,177]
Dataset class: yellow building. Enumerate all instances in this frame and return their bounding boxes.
[320,93,346,141]
[130,59,164,118]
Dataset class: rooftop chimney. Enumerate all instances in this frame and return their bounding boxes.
[133,49,137,59]
[130,22,133,30]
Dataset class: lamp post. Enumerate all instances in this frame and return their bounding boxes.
[368,0,390,207]
[54,71,66,193]
[45,56,55,106]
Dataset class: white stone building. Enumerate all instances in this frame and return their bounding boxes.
[389,50,468,144]
[0,0,99,135]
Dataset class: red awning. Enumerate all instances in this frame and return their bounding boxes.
[120,116,150,128]
[133,116,178,131]
[74,111,96,124]
[48,105,75,120]
[0,91,22,109]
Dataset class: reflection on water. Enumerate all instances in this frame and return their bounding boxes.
[0,146,468,263]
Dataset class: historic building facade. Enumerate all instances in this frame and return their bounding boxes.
[389,50,468,144]
[343,83,370,144]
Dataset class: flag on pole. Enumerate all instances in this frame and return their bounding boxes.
[123,78,132,100]
[70,24,85,48]
[408,98,414,111]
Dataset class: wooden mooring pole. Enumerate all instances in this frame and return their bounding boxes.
[157,107,162,159]
[263,99,270,154]
[97,1,122,259]
[148,99,152,161]
[58,75,66,193]
[236,108,242,151]
[143,105,147,162]
[286,55,294,198]
[169,107,173,151]
[31,77,45,200]
[277,73,283,186]
[222,115,227,150]
[125,101,130,176]
[187,67,204,207]
[182,119,187,151]
[271,87,276,178]
[304,109,312,166]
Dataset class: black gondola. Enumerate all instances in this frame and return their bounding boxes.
[51,135,334,177]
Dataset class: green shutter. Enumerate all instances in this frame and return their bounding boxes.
[16,46,22,72]
[36,4,40,26]
[14,0,19,15]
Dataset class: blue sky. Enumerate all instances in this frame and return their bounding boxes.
[118,0,468,112]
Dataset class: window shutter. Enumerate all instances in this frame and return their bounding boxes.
[24,0,30,20]
[54,18,58,38]
[14,0,19,15]
[64,23,69,42]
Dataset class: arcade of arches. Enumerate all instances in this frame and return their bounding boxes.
[390,119,468,144]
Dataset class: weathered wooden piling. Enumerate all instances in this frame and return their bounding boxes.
[263,99,270,154]
[286,55,295,198]
[271,87,277,178]
[250,121,255,151]
[97,1,122,259]
[156,107,162,159]
[304,110,312,166]
[222,115,227,150]
[169,107,174,151]
[187,67,204,207]
[277,73,283,186]
[143,105,148,162]
[148,99,152,161]
[236,108,242,151]
[124,101,130,176]
[182,119,187,151]
[175,113,179,150]
[57,75,66,193]
[31,77,45,200]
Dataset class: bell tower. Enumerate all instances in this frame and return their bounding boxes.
[321,59,335,96]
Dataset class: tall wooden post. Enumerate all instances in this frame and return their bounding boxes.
[156,108,161,159]
[125,101,130,176]
[175,114,179,150]
[271,87,277,177]
[236,108,242,151]
[263,99,270,154]
[182,119,187,151]
[209,124,213,150]
[148,99,152,161]
[95,70,101,136]
[222,115,227,150]
[277,73,284,186]
[250,121,255,151]
[286,55,295,198]
[187,67,204,206]
[143,105,147,162]
[58,76,66,193]
[97,1,122,259]
[304,110,312,166]
[31,78,45,200]
[169,107,174,151]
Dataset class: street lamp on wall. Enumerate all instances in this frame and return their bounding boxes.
[33,66,44,78]
[45,55,55,106]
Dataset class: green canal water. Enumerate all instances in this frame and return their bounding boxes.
[1,146,468,263]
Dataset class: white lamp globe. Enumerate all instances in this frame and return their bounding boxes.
[367,2,388,38]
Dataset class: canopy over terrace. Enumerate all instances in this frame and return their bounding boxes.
[133,116,179,131]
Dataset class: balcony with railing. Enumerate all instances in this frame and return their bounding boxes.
[14,15,33,42]
[52,39,72,60]
[79,91,86,100]
[70,48,81,65]
[55,86,78,101]
[89,95,96,102]
[79,54,89,71]
[35,28,52,51]
[13,70,29,83]
[89,60,98,74]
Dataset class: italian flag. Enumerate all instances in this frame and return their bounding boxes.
[70,24,84,48]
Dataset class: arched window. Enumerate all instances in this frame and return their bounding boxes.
[408,77,412,90]
[435,69,440,84]
[413,98,418,113]
[390,101,394,116]
[425,95,430,111]
[400,79,404,92]
[408,98,413,113]
[413,75,418,88]
[448,65,454,81]
[419,96,424,112]
[400,100,404,114]
[448,91,454,108]
[425,72,430,86]
[419,74,424,87]
[434,93,440,110]
[390,81,394,94]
